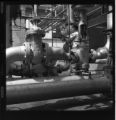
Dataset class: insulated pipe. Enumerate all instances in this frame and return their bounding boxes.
[38,5,65,27]
[7,76,111,105]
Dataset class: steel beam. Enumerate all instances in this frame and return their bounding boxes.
[88,14,107,29]
[37,5,61,26]
[43,8,66,30]
[40,17,64,21]
[7,76,111,105]
[87,6,102,16]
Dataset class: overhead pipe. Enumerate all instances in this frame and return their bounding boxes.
[40,8,66,30]
[40,17,64,20]
[38,6,64,29]
[7,75,111,105]
[45,21,61,32]
[37,5,60,26]
[43,8,67,30]
[87,6,102,16]
[38,5,65,27]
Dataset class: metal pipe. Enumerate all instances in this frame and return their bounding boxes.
[6,36,69,76]
[6,30,44,75]
[43,8,66,30]
[34,4,37,17]
[40,17,64,20]
[87,6,102,16]
[52,5,53,47]
[89,6,112,61]
[45,21,61,32]
[95,59,107,64]
[76,6,89,70]
[106,5,113,68]
[107,5,112,30]
[6,46,26,74]
[37,5,60,26]
[90,34,110,61]
[38,5,64,27]
[7,76,111,105]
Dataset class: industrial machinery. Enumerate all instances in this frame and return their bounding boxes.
[6,4,113,111]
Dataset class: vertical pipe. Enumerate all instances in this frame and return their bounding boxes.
[69,5,73,23]
[107,5,112,52]
[106,5,113,66]
[77,7,89,71]
[34,4,37,17]
[107,5,112,30]
[52,5,53,47]
[67,5,70,40]
[67,5,71,72]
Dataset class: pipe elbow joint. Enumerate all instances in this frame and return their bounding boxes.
[90,47,108,61]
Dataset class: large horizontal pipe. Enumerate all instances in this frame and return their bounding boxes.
[6,46,26,74]
[6,38,69,75]
[6,46,25,63]
[7,75,111,105]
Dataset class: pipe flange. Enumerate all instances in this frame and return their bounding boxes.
[26,28,45,39]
